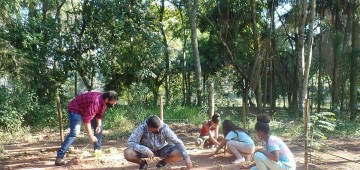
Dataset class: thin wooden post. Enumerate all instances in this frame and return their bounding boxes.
[56,96,64,143]
[208,82,214,119]
[160,96,163,121]
[242,101,247,130]
[304,99,310,170]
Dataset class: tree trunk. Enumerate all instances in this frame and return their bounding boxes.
[317,25,323,113]
[152,84,160,106]
[270,60,276,115]
[317,2,326,113]
[263,60,268,108]
[242,79,250,115]
[301,0,316,116]
[291,66,299,116]
[251,0,262,113]
[349,1,359,120]
[160,0,170,104]
[182,43,187,106]
[208,82,214,118]
[74,72,78,96]
[178,4,188,106]
[269,0,276,114]
[332,6,342,112]
[186,72,192,106]
[296,0,307,116]
[187,0,203,106]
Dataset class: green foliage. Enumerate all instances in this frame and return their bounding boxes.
[163,105,205,125]
[104,105,205,130]
[270,119,303,138]
[0,85,33,132]
[23,102,64,130]
[308,112,337,149]
[334,119,360,137]
[102,104,204,140]
[0,82,66,132]
[104,107,135,133]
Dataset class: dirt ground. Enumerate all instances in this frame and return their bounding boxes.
[1,123,359,170]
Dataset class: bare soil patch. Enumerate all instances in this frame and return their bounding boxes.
[1,123,359,170]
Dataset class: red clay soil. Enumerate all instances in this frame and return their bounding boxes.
[1,123,359,170]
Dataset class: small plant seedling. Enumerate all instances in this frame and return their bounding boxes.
[109,147,118,155]
[93,149,103,160]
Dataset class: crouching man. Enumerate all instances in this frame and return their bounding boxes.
[124,115,192,170]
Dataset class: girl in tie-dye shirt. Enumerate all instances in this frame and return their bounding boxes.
[240,114,296,170]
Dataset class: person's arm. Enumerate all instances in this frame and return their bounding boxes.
[260,136,281,162]
[185,157,193,169]
[205,123,220,146]
[256,149,280,162]
[239,163,256,169]
[127,123,151,155]
[95,118,102,133]
[214,124,219,139]
[84,122,98,142]
[214,138,227,153]
[163,124,189,160]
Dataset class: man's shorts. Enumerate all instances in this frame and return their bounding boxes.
[137,145,178,159]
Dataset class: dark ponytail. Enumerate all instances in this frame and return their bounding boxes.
[222,120,247,138]
[211,113,221,124]
[255,114,271,134]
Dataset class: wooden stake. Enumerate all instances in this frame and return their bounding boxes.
[56,96,64,143]
[160,96,163,121]
[208,82,214,119]
[304,99,310,170]
[242,101,247,130]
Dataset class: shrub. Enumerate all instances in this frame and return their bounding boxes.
[0,86,34,132]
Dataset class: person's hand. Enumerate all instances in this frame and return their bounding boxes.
[239,164,251,169]
[255,148,265,153]
[89,134,98,142]
[214,148,221,154]
[146,149,155,160]
[185,157,193,169]
[95,126,101,134]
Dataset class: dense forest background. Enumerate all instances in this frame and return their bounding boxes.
[0,0,359,132]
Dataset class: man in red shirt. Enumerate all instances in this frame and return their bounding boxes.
[55,90,119,166]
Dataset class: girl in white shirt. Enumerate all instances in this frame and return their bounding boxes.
[215,120,255,164]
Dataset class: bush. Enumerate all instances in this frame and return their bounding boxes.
[0,86,34,132]
[23,102,65,130]
[0,83,67,132]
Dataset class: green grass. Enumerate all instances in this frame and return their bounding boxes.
[0,145,5,159]
[104,105,206,126]
[0,127,32,145]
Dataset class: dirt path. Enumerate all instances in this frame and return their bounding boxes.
[1,124,359,170]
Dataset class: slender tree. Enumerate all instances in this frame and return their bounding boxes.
[251,0,262,113]
[301,0,316,113]
[159,0,171,104]
[295,0,307,115]
[187,0,203,106]
[349,0,359,120]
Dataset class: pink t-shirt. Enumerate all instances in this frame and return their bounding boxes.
[267,135,296,168]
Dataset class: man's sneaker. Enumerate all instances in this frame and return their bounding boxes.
[55,158,66,166]
[231,157,245,164]
[139,160,148,170]
[156,159,167,168]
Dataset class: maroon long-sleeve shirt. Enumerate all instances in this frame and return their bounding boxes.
[68,92,106,123]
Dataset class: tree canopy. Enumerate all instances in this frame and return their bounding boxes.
[0,0,359,130]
